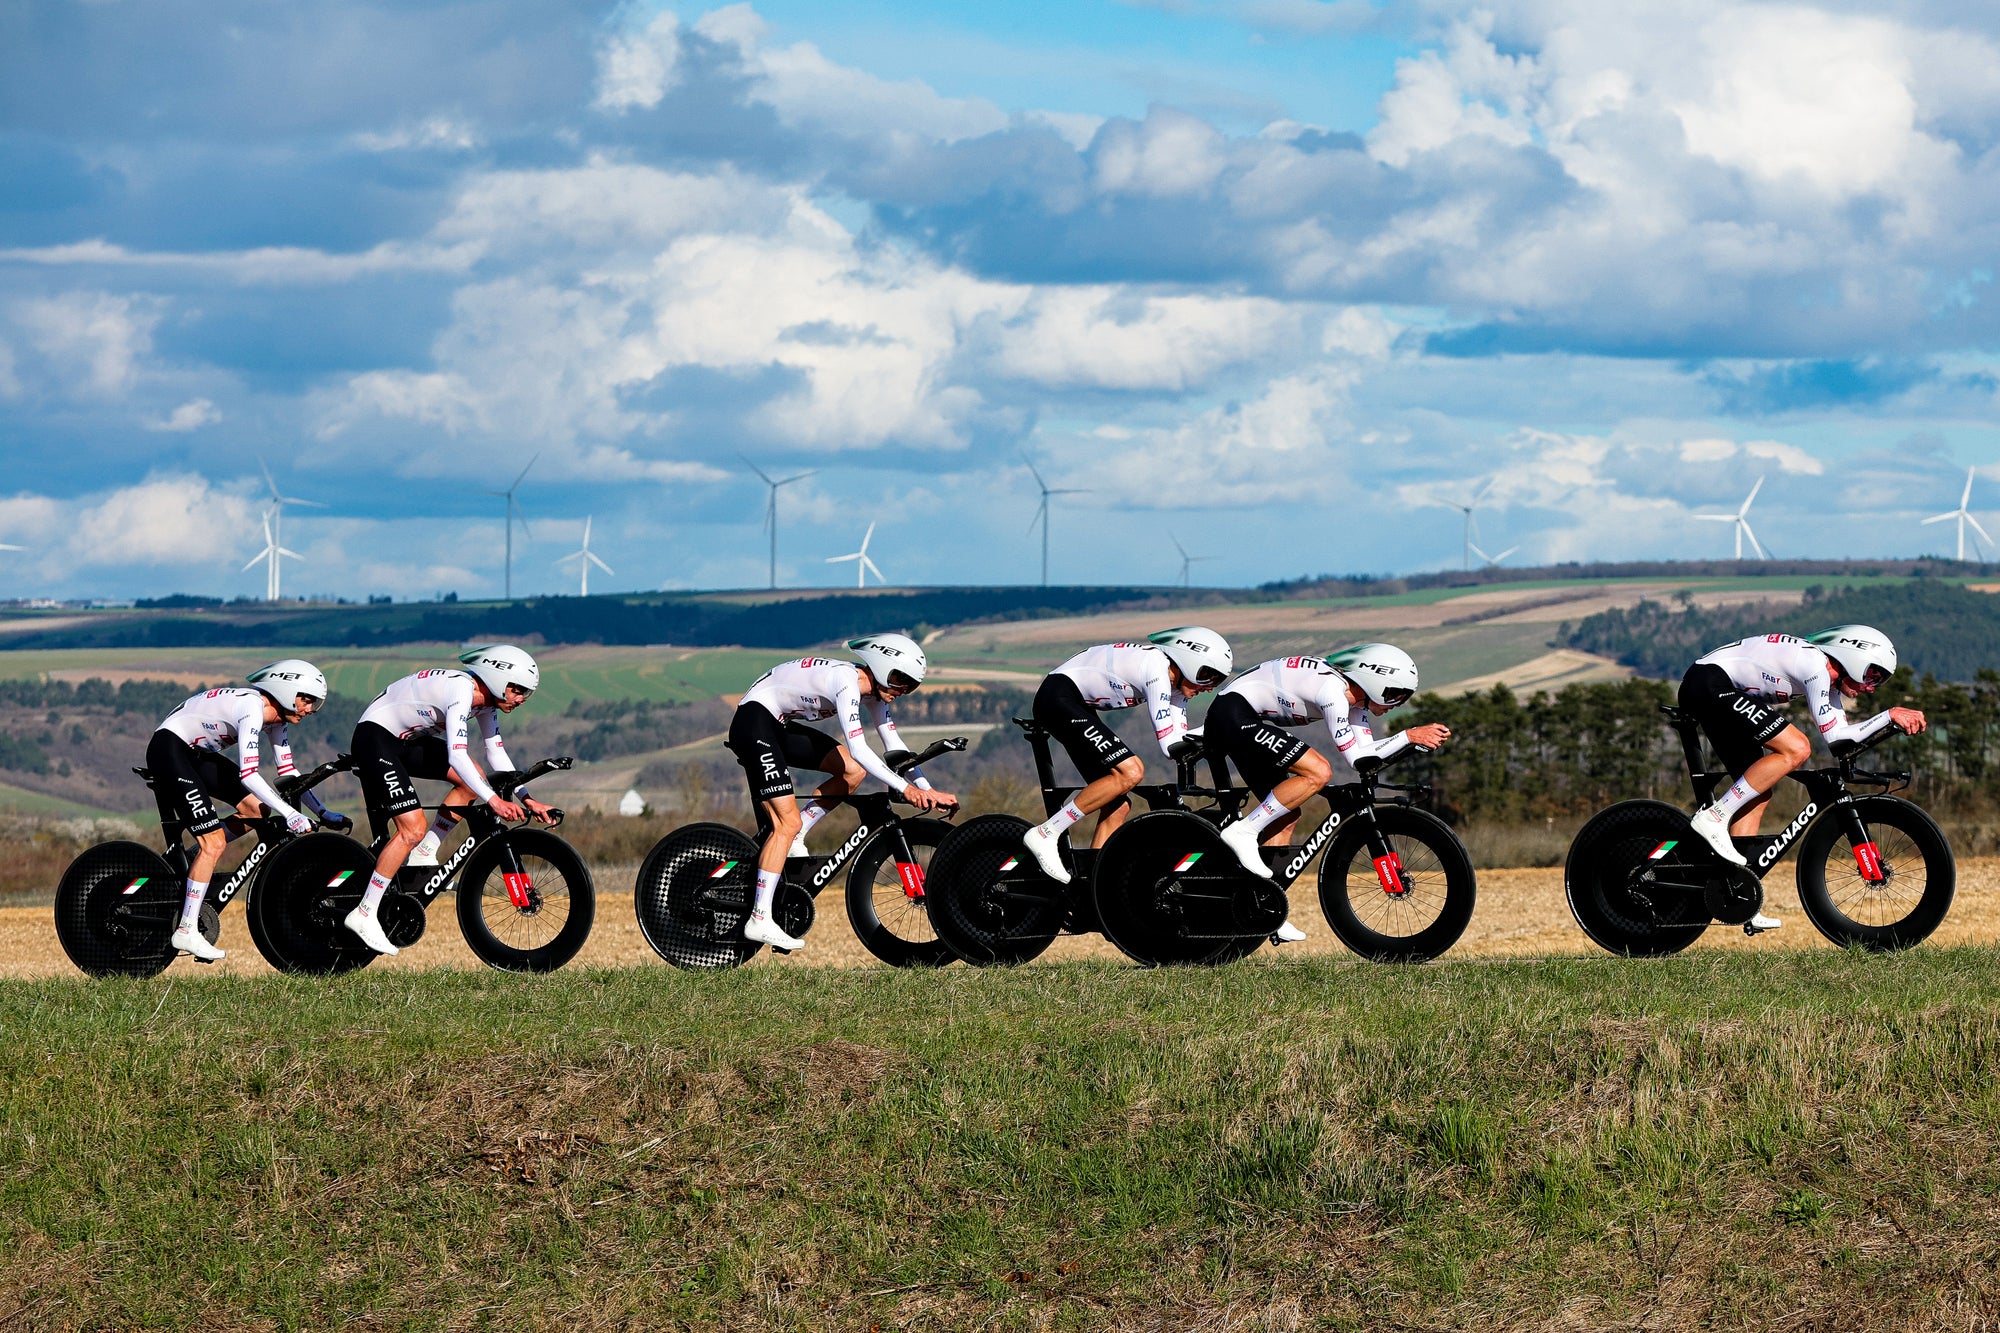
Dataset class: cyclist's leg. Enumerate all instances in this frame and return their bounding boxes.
[726,706,817,946]
[1206,696,1328,846]
[147,733,233,953]
[788,725,856,849]
[1679,665,1808,835]
[1028,674,1143,849]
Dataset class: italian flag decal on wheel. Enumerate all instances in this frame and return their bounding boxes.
[709,860,739,879]
[121,877,149,895]
[1647,840,1679,861]
[1172,852,1203,873]
[325,869,355,888]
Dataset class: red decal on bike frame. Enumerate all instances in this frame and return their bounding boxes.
[502,871,534,908]
[896,861,926,899]
[1373,852,1406,896]
[1853,841,1885,883]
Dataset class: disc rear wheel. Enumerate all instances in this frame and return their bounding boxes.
[924,814,1066,967]
[249,833,382,975]
[634,823,763,970]
[1564,801,1711,957]
[53,842,181,978]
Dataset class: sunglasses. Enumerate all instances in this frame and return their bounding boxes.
[1381,688,1414,707]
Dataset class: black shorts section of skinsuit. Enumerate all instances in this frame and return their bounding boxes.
[1202,692,1310,798]
[1678,662,1791,779]
[1032,673,1137,784]
[727,703,842,803]
[146,730,248,837]
[352,720,452,819]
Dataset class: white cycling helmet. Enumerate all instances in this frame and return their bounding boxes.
[246,659,328,715]
[848,633,927,690]
[458,643,540,698]
[1147,626,1233,687]
[1808,625,1897,690]
[1329,643,1420,708]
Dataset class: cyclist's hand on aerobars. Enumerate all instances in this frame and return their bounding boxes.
[1888,707,1927,735]
[1405,723,1452,749]
[490,796,527,822]
[284,811,315,836]
[523,797,558,825]
[924,787,961,814]
[902,785,946,811]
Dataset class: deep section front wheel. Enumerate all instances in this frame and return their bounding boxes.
[1313,807,1476,963]
[54,841,188,978]
[456,829,596,973]
[844,818,955,968]
[1795,795,1954,952]
[634,822,763,970]
[1563,800,1711,957]
[924,814,1067,966]
[249,832,382,975]
[1094,812,1284,966]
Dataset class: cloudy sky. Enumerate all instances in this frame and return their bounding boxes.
[4,0,2000,599]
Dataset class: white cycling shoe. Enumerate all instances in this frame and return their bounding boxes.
[1219,821,1274,879]
[744,910,806,952]
[1020,825,1072,884]
[169,925,225,963]
[787,832,811,859]
[1269,920,1307,945]
[406,840,440,869]
[1687,806,1747,866]
[1745,913,1783,936]
[343,907,400,956]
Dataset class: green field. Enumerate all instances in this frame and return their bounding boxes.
[8,951,2000,1330]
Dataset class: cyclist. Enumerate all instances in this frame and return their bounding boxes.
[728,633,956,953]
[1019,627,1233,884]
[150,659,336,963]
[1679,624,1926,931]
[346,645,553,956]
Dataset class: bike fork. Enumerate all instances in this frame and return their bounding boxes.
[1362,814,1408,896]
[889,827,926,900]
[497,840,536,909]
[1836,804,1887,885]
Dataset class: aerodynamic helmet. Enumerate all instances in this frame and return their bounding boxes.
[1329,642,1420,708]
[1807,625,1897,690]
[246,659,327,716]
[458,643,540,699]
[1147,626,1233,687]
[847,633,927,691]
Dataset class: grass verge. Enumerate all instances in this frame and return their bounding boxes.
[6,952,2000,1330]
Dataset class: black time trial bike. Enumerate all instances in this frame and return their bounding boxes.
[633,737,967,970]
[250,756,594,975]
[922,718,1476,966]
[53,756,356,978]
[1565,706,1953,955]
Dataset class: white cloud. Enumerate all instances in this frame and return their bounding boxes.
[987,290,1306,392]
[1744,438,1825,475]
[0,239,478,286]
[11,293,158,396]
[696,3,1008,144]
[147,398,221,432]
[594,10,682,112]
[1093,108,1229,197]
[350,116,481,152]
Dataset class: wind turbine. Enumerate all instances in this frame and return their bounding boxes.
[1694,476,1769,560]
[1025,456,1087,588]
[482,455,536,599]
[826,522,885,588]
[242,512,301,601]
[1922,466,1991,562]
[1468,539,1519,568]
[557,516,614,596]
[741,455,815,590]
[1171,534,1215,589]
[1453,478,1495,572]
[256,458,322,602]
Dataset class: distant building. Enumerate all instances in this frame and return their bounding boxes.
[618,789,646,817]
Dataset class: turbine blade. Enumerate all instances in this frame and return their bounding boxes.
[510,454,538,493]
[1968,514,1994,544]
[1693,514,1735,522]
[737,453,774,486]
[1922,512,1957,524]
[1741,521,1766,559]
[863,556,884,582]
[1172,534,1188,559]
[260,457,281,500]
[283,496,326,508]
[827,553,858,563]
[589,553,613,574]
[1964,466,1978,508]
[1022,455,1047,490]
[242,551,267,572]
[1740,475,1765,516]
[0,543,21,552]
[277,546,302,560]
[776,470,816,487]
[1492,546,1519,563]
[859,521,875,552]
